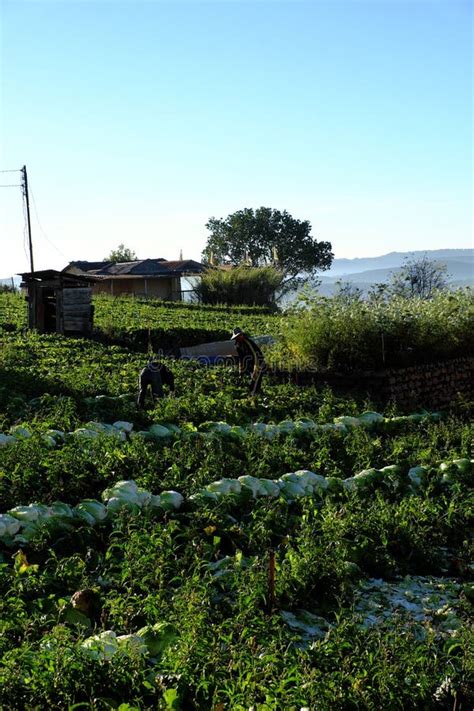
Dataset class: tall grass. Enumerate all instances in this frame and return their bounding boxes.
[280,289,474,371]
[194,265,283,306]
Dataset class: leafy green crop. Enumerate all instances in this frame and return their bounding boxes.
[0,297,472,709]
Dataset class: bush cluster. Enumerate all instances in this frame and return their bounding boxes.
[280,289,474,372]
[194,265,283,307]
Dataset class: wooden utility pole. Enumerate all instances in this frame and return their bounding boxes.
[21,165,34,273]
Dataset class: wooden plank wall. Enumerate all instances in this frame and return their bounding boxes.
[28,284,37,329]
[62,287,93,333]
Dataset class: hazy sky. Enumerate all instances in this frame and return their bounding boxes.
[1,0,472,276]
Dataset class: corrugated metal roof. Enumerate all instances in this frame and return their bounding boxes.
[19,269,96,283]
[67,261,113,272]
[65,259,205,277]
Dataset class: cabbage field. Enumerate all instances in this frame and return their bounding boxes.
[0,293,473,710]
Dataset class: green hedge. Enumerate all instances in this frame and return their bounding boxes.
[279,289,474,372]
[194,265,283,306]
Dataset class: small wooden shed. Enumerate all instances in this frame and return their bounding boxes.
[19,270,96,335]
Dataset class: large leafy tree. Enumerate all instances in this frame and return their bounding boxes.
[202,207,333,290]
[105,244,137,262]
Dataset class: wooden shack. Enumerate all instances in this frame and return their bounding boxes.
[19,270,96,335]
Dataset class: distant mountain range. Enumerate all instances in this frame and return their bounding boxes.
[317,248,473,296]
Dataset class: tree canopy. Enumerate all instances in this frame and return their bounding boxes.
[105,244,137,262]
[389,255,449,299]
[202,207,333,290]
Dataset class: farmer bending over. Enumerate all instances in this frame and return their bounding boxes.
[137,360,175,409]
[231,327,266,396]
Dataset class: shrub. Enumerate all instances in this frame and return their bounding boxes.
[281,288,474,372]
[194,266,283,307]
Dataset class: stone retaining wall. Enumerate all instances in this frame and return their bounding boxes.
[270,357,474,409]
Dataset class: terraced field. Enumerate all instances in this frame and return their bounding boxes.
[0,293,472,709]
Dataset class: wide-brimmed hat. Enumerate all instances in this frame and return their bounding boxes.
[230,327,243,340]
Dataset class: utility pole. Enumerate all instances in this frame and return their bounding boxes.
[21,165,34,273]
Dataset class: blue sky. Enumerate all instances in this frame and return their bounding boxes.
[1,0,472,276]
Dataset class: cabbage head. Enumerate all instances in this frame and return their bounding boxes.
[136,622,178,658]
[408,466,427,490]
[206,479,241,496]
[334,416,361,428]
[148,424,174,439]
[159,491,184,510]
[278,480,306,500]
[46,429,66,442]
[75,499,108,524]
[81,631,118,660]
[0,433,16,447]
[73,428,101,440]
[0,513,21,537]
[161,422,181,434]
[263,424,279,440]
[357,411,384,428]
[113,421,134,433]
[9,503,52,523]
[102,480,139,502]
[257,479,281,497]
[116,634,147,655]
[9,425,32,439]
[50,502,75,519]
[238,475,264,498]
[278,420,296,433]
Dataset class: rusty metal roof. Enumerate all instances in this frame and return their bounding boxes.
[18,269,96,283]
[65,259,205,277]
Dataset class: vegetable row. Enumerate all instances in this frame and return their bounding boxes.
[0,480,183,544]
[78,621,178,662]
[77,573,464,663]
[1,458,472,546]
[0,409,443,449]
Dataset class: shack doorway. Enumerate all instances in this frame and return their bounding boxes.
[41,287,57,333]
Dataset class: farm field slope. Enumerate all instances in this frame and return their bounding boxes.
[0,292,473,709]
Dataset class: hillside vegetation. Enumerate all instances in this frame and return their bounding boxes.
[0,291,472,709]
[2,289,473,371]
[280,289,474,371]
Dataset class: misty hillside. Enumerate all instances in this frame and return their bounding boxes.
[314,248,473,296]
[327,249,474,276]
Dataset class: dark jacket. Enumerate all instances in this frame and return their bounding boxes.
[235,334,266,376]
[144,362,175,390]
[139,362,175,392]
[137,361,175,408]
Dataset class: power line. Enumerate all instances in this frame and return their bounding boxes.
[0,165,33,271]
[28,181,69,260]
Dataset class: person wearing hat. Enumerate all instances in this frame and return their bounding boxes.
[137,359,175,409]
[231,327,266,396]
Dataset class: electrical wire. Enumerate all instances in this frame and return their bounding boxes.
[28,181,69,260]
[0,167,30,270]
